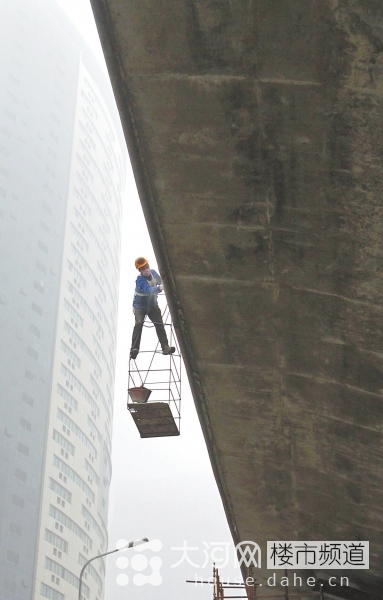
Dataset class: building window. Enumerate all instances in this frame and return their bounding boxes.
[29,323,40,337]
[53,429,75,455]
[40,220,50,233]
[32,302,43,316]
[45,529,68,553]
[36,260,46,273]
[57,405,97,459]
[45,556,90,595]
[85,460,99,486]
[12,495,24,508]
[9,523,21,535]
[22,392,34,406]
[60,340,80,368]
[49,505,92,549]
[38,240,48,254]
[17,442,29,456]
[20,418,31,431]
[57,384,78,411]
[34,280,44,293]
[53,455,94,503]
[15,468,27,481]
[59,362,100,417]
[24,369,35,380]
[40,583,64,600]
[64,299,83,327]
[49,477,72,503]
[27,346,38,360]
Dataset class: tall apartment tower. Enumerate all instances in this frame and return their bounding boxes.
[0,1,126,599]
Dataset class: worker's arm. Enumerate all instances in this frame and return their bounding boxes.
[151,269,163,286]
[152,270,164,292]
[135,275,161,295]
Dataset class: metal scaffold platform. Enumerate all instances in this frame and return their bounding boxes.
[127,303,181,438]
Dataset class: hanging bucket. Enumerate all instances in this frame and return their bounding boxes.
[128,386,152,404]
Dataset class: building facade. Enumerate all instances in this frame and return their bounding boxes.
[0,1,126,599]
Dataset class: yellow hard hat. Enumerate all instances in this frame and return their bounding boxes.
[135,256,149,270]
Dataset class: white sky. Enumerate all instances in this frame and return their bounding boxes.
[53,2,242,598]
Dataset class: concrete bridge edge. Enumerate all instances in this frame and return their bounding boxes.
[89,0,242,551]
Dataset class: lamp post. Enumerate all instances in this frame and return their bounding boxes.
[78,537,149,600]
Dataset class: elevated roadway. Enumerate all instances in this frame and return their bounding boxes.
[90,0,383,594]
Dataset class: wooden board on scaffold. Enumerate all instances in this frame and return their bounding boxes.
[127,402,180,438]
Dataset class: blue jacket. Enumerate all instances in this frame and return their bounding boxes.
[133,269,163,310]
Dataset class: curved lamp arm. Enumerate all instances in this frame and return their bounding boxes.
[78,538,149,600]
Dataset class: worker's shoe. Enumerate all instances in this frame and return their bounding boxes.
[162,345,175,355]
[130,348,139,360]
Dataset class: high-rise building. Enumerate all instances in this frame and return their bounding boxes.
[0,1,126,599]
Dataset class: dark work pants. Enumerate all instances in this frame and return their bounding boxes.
[131,306,169,351]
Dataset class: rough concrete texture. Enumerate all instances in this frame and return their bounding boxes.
[90,0,383,592]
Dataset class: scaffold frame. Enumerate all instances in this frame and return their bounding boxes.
[127,302,181,438]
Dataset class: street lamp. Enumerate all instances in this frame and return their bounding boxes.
[78,537,149,600]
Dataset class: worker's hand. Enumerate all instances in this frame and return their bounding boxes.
[158,284,164,292]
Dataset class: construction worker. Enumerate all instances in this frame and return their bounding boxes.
[130,257,175,360]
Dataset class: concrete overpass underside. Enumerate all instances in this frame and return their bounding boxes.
[91,0,383,593]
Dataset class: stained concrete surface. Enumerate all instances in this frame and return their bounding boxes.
[90,0,383,593]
